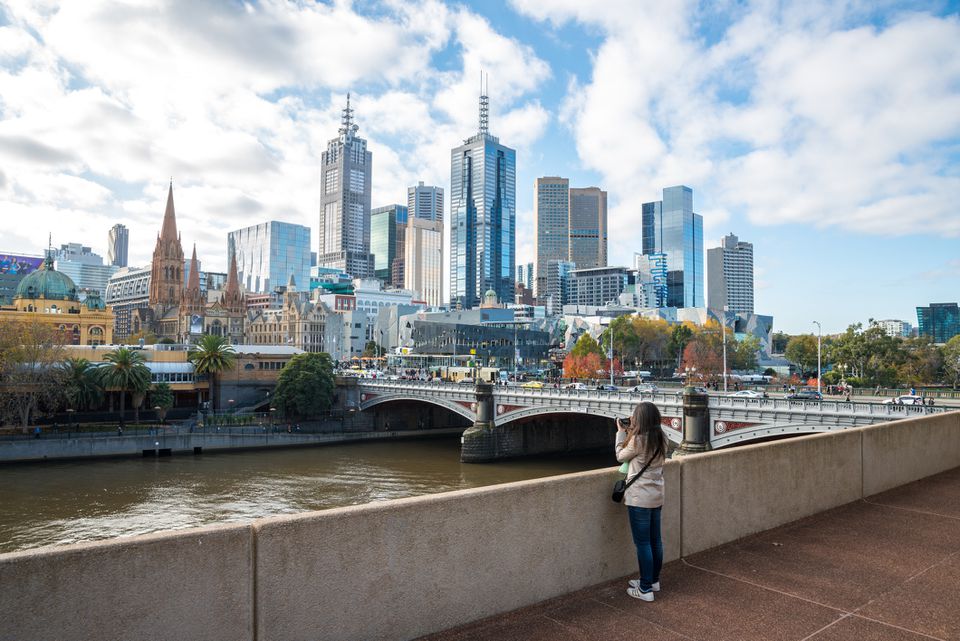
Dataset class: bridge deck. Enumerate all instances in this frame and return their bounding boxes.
[420,466,960,641]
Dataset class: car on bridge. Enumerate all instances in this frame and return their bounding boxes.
[562,382,588,390]
[630,383,660,394]
[883,395,925,405]
[728,390,768,399]
[674,386,709,396]
[786,390,823,401]
[521,381,545,389]
[595,384,619,391]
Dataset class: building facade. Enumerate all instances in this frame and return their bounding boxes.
[107,224,129,268]
[105,265,151,341]
[52,243,119,298]
[876,319,913,338]
[707,232,754,314]
[245,277,340,354]
[534,177,569,298]
[916,303,959,344]
[404,218,443,307]
[1,255,113,345]
[450,90,516,309]
[407,182,444,222]
[317,95,375,278]
[227,221,311,295]
[641,185,704,308]
[568,187,607,269]
[568,266,629,308]
[370,204,408,285]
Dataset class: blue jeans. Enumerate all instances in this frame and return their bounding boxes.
[627,506,663,591]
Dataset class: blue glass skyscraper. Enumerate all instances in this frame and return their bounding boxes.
[450,87,516,309]
[641,185,703,308]
[228,221,311,294]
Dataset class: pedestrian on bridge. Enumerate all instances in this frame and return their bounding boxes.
[616,401,667,602]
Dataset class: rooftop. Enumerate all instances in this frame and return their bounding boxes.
[420,465,960,641]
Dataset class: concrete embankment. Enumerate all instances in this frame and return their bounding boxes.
[0,427,464,463]
[0,411,957,641]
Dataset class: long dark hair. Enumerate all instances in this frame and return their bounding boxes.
[625,401,666,458]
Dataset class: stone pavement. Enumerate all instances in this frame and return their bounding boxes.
[419,466,960,641]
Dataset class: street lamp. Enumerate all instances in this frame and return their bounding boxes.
[65,408,75,436]
[812,321,822,394]
[270,407,276,431]
[154,405,162,426]
[721,306,729,393]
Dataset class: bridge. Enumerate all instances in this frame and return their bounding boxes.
[350,379,948,461]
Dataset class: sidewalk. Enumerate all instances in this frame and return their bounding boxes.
[420,466,960,641]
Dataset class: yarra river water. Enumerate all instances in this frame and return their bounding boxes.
[0,437,611,554]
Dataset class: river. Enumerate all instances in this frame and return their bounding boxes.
[0,437,612,554]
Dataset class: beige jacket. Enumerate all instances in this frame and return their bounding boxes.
[615,431,665,508]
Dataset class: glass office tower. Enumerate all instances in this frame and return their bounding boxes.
[533,177,569,300]
[916,303,959,343]
[641,185,703,308]
[371,204,408,284]
[450,89,516,309]
[228,221,311,293]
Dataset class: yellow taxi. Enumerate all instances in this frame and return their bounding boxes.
[521,380,545,389]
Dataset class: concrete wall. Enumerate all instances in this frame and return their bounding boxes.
[0,411,957,641]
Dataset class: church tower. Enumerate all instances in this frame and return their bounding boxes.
[149,181,185,307]
[182,244,204,316]
[221,249,244,314]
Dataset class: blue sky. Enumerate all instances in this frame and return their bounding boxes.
[0,0,958,334]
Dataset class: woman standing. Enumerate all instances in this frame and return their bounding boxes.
[616,401,667,602]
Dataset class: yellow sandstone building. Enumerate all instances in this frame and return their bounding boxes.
[0,255,114,345]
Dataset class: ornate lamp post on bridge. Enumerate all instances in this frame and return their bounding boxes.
[812,321,822,395]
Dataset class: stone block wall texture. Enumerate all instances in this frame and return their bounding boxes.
[0,523,253,641]
[861,410,960,495]
[679,428,864,556]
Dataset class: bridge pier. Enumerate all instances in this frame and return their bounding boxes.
[461,383,496,462]
[674,386,712,457]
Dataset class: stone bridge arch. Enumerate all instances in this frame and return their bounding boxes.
[358,392,476,424]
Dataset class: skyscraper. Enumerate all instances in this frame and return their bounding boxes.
[227,221,311,294]
[52,242,119,298]
[449,84,516,309]
[533,177,568,299]
[916,303,959,343]
[370,204,408,285]
[318,94,374,278]
[707,233,754,314]
[568,187,607,269]
[407,182,444,222]
[107,224,128,267]
[641,185,703,308]
[404,218,443,307]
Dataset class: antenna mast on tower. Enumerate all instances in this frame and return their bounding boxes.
[479,71,489,136]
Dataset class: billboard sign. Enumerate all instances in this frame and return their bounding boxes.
[0,254,43,276]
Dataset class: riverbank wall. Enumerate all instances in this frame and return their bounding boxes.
[1,411,957,641]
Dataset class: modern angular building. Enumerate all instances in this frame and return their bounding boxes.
[52,243,119,298]
[534,176,569,298]
[707,233,754,314]
[568,187,607,269]
[370,204,408,286]
[107,224,128,268]
[641,185,704,308]
[227,221,311,294]
[317,94,375,278]
[450,87,516,309]
[916,303,959,344]
[407,182,443,222]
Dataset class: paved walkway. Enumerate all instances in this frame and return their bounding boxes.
[420,467,960,641]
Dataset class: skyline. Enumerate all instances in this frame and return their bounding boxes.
[1,1,958,334]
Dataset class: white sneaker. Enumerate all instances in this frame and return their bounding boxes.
[626,586,654,601]
[628,579,660,592]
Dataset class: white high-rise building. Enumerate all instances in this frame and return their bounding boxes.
[404,218,443,307]
[107,224,128,267]
[317,94,374,278]
[407,182,444,223]
[876,319,912,338]
[707,233,754,314]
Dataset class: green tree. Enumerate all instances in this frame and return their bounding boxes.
[149,382,174,424]
[668,324,695,369]
[99,347,151,426]
[731,335,761,371]
[570,333,605,359]
[59,357,104,411]
[0,318,68,430]
[188,335,237,411]
[785,334,819,376]
[273,352,335,419]
[941,335,960,389]
[362,340,379,358]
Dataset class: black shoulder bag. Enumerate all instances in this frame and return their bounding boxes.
[611,446,661,504]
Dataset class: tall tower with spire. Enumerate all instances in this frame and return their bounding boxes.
[149,181,185,308]
[317,93,375,279]
[449,75,516,309]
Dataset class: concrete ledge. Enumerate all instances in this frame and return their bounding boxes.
[0,523,254,641]
[680,429,863,556]
[862,410,960,495]
[254,464,679,641]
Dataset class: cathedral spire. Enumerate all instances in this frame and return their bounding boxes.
[225,249,240,297]
[186,244,200,292]
[160,180,178,243]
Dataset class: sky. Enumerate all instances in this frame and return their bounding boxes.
[0,0,958,335]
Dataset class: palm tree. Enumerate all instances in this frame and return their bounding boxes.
[59,357,104,411]
[99,347,151,426]
[188,335,237,411]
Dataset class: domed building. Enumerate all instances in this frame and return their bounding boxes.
[1,255,113,345]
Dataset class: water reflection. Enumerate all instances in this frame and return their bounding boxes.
[0,438,610,554]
